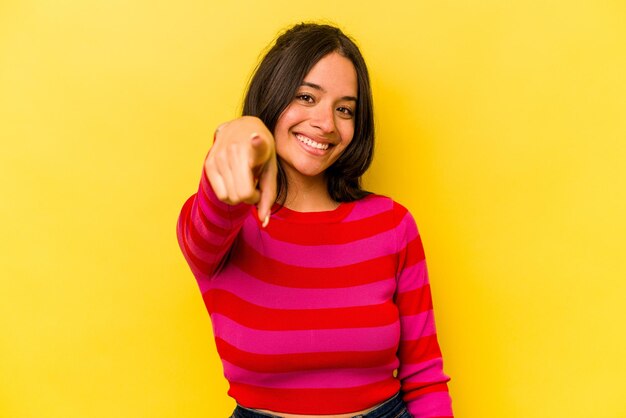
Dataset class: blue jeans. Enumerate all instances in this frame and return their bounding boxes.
[230,392,410,418]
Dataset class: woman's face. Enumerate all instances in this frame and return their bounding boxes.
[273,52,358,183]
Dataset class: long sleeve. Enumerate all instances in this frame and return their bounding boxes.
[176,166,253,280]
[177,186,453,415]
[395,206,454,418]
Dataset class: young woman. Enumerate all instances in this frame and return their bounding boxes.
[177,23,453,418]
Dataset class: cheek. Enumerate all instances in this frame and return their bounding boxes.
[338,122,355,147]
[273,107,298,140]
[273,118,296,160]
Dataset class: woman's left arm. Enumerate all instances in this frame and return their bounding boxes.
[394,204,454,418]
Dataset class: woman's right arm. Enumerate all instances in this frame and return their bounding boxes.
[176,116,277,279]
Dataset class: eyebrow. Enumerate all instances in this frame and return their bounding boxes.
[301,81,357,102]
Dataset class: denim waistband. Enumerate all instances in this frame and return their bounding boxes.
[231,392,406,418]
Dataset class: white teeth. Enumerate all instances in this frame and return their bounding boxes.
[295,134,329,150]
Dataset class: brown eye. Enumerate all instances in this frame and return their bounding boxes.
[337,106,354,117]
[296,94,314,103]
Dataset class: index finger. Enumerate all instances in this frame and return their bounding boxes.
[256,152,277,227]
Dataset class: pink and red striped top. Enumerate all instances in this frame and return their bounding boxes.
[177,169,453,417]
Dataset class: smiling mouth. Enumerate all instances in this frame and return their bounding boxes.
[295,133,330,150]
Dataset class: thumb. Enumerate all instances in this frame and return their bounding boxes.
[250,132,271,172]
[256,151,278,228]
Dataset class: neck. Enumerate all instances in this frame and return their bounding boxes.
[282,168,338,213]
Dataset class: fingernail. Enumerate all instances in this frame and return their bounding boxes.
[250,132,260,141]
[262,214,270,228]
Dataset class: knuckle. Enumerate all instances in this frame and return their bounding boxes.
[204,159,216,172]
[215,190,228,202]
[226,144,242,160]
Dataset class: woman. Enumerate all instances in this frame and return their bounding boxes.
[177,23,453,418]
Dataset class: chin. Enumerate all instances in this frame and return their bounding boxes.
[289,160,327,178]
[295,166,325,178]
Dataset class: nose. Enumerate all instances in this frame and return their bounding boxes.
[309,104,336,134]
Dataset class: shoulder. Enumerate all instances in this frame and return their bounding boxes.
[352,195,423,256]
[353,193,412,219]
[349,193,417,232]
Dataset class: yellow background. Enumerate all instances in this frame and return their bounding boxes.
[1,1,625,417]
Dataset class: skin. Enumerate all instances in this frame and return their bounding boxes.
[205,52,381,417]
[272,51,358,213]
[206,52,359,222]
[205,115,277,225]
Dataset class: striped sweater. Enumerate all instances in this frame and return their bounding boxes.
[176,169,453,417]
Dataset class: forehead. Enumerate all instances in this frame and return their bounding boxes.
[302,52,358,97]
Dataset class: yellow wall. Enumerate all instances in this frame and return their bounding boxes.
[1,1,625,417]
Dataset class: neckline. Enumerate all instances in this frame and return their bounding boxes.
[270,200,357,224]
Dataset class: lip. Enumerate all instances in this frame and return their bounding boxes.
[293,132,334,156]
